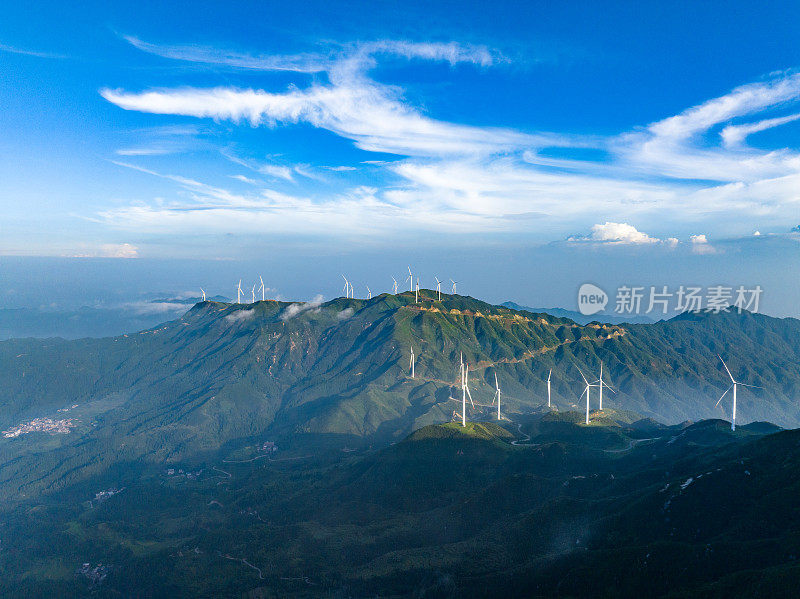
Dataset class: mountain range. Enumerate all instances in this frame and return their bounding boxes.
[2,291,800,596]
[1,291,799,502]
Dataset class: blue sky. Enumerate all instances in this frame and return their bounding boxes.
[1,1,800,317]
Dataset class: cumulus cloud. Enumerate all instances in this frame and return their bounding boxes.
[690,234,718,254]
[569,222,661,245]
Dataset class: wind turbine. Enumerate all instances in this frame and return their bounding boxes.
[200,288,206,302]
[367,286,372,300]
[450,279,457,294]
[406,266,413,293]
[595,361,616,411]
[547,369,552,408]
[410,346,415,378]
[460,353,467,426]
[464,359,475,410]
[342,275,352,299]
[259,276,265,301]
[237,280,243,304]
[578,369,596,425]
[251,283,256,304]
[435,277,442,301]
[493,372,502,420]
[716,354,761,431]
[392,277,398,294]
[415,279,419,303]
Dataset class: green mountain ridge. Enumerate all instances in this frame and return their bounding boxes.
[0,291,799,501]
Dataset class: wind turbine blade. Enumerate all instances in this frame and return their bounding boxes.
[715,385,733,408]
[577,368,588,385]
[739,383,763,389]
[718,354,736,383]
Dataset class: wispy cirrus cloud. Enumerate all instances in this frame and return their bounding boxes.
[99,38,800,241]
[123,35,329,73]
[0,42,67,59]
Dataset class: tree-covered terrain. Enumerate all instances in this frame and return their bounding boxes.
[0,411,794,598]
[1,293,800,596]
[1,292,798,502]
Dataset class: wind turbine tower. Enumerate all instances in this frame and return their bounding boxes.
[251,284,256,304]
[578,369,595,425]
[367,286,372,300]
[450,279,457,294]
[547,369,552,408]
[237,280,243,304]
[259,276,265,301]
[200,288,206,302]
[407,266,413,293]
[716,354,761,431]
[392,277,398,294]
[435,277,442,301]
[410,346,415,379]
[460,353,467,426]
[494,372,502,420]
[596,361,616,410]
[342,275,352,299]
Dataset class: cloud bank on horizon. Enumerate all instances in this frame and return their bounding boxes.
[95,36,800,245]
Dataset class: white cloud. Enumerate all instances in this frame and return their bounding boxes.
[225,308,255,323]
[258,164,294,181]
[279,294,325,320]
[0,42,67,59]
[116,147,176,156]
[98,40,800,240]
[230,174,258,184]
[569,222,660,245]
[122,35,328,73]
[689,234,717,254]
[67,243,139,258]
[721,113,800,148]
[123,300,187,315]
